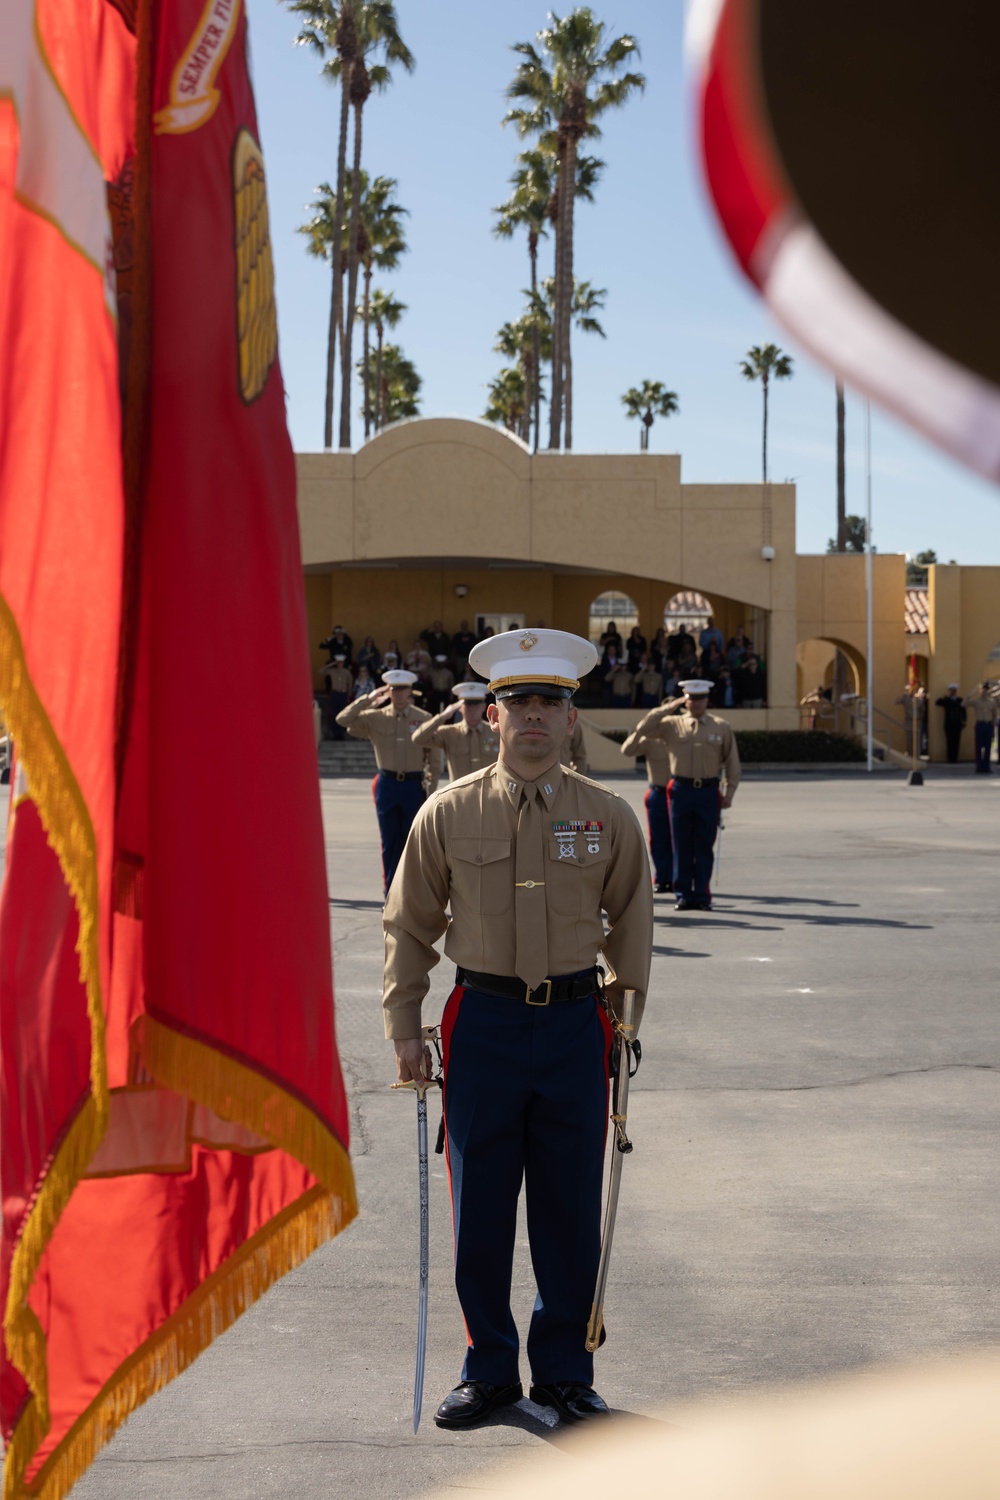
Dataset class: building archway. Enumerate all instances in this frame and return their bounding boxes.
[663,589,712,634]
[588,589,639,646]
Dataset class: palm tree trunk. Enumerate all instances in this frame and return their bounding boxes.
[836,379,846,550]
[529,234,541,453]
[362,260,372,439]
[375,324,384,430]
[560,134,578,451]
[548,153,566,450]
[324,70,352,449]
[339,99,364,450]
[762,374,769,482]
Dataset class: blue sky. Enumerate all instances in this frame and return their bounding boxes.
[247,0,1000,562]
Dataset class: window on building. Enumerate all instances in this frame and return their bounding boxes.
[589,590,639,645]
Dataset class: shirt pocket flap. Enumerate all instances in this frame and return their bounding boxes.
[450,836,511,866]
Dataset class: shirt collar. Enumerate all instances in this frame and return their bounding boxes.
[495,758,563,810]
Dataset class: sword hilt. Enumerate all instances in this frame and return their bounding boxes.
[391,1079,439,1102]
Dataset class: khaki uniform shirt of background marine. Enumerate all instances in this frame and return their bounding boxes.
[634,667,664,702]
[410,717,499,781]
[964,691,1000,724]
[336,695,431,771]
[382,759,654,1040]
[559,719,588,774]
[635,705,742,790]
[324,663,354,695]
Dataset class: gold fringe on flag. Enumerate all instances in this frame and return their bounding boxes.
[137,1014,357,1200]
[7,1184,353,1500]
[0,595,110,1500]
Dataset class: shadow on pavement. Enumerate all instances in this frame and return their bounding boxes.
[717,906,931,930]
[721,892,859,908]
[329,897,384,910]
[661,915,783,931]
[482,1402,672,1448]
[653,944,711,959]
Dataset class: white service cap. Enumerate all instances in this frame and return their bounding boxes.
[679,679,714,697]
[452,681,489,701]
[382,668,418,687]
[469,628,598,699]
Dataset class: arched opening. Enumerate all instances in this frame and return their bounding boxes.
[663,589,712,634]
[588,589,639,646]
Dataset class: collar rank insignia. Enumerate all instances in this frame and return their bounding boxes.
[519,631,539,651]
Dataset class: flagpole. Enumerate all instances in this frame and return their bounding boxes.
[865,399,873,773]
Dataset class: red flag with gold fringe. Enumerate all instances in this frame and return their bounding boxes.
[1,3,356,1496]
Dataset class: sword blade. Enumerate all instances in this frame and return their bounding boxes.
[585,990,635,1353]
[413,1093,430,1433]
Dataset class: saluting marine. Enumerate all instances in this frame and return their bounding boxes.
[620,703,683,894]
[560,717,589,774]
[634,679,740,911]
[337,668,431,894]
[410,680,500,781]
[384,629,652,1428]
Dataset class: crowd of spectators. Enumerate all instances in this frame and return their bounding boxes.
[317,614,766,736]
[318,619,496,737]
[586,617,767,710]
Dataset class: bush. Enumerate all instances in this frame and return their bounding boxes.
[735,730,865,762]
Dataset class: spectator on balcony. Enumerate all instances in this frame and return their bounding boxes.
[712,668,736,709]
[405,638,432,679]
[625,625,647,671]
[320,624,352,667]
[698,616,724,654]
[675,640,699,681]
[605,657,635,708]
[383,638,402,670]
[662,660,680,700]
[634,654,664,708]
[354,664,377,699]
[356,636,381,675]
[735,654,767,708]
[451,619,477,671]
[599,620,624,658]
[726,630,752,669]
[428,655,455,713]
[700,640,725,682]
[421,619,451,659]
[650,627,669,671]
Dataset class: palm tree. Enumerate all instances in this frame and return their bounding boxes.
[369,288,406,431]
[739,342,794,481]
[494,309,552,445]
[359,340,420,426]
[287,0,412,449]
[621,380,679,451]
[484,366,528,435]
[493,145,602,451]
[505,9,643,451]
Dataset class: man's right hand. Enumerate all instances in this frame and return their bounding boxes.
[394,1037,433,1085]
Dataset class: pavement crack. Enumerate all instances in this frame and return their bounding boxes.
[652,1062,1000,1094]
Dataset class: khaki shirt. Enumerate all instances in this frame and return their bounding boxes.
[336,697,431,771]
[620,729,673,787]
[383,759,653,1040]
[559,720,588,774]
[411,717,499,781]
[324,664,353,694]
[636,707,741,791]
[964,693,999,724]
[634,669,663,701]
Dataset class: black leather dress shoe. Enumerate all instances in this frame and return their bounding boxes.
[654,881,672,894]
[434,1380,523,1428]
[529,1382,610,1421]
[674,895,695,911]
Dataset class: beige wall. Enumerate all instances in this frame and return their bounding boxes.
[796,553,907,734]
[926,564,1000,761]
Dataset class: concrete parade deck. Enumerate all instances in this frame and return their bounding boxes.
[8,769,1000,1498]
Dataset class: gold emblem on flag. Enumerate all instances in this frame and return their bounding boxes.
[233,129,277,404]
[519,632,538,651]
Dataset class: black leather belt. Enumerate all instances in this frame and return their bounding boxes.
[673,776,720,788]
[378,768,423,782]
[456,967,601,1007]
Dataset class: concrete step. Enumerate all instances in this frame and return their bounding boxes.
[319,740,377,778]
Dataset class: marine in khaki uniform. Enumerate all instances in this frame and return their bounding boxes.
[559,718,588,774]
[621,704,683,894]
[337,668,431,894]
[385,629,652,1430]
[633,659,664,708]
[635,678,740,911]
[324,655,354,740]
[963,683,999,773]
[410,680,499,782]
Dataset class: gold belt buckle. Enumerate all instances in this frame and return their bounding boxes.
[525,979,552,1007]
[693,777,703,789]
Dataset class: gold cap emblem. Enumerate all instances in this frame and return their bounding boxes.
[519,632,538,652]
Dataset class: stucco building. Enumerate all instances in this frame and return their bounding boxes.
[298,417,1000,765]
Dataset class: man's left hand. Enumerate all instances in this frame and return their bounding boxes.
[720,793,734,810]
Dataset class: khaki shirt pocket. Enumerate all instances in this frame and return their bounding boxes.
[450,836,512,915]
[547,838,609,919]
